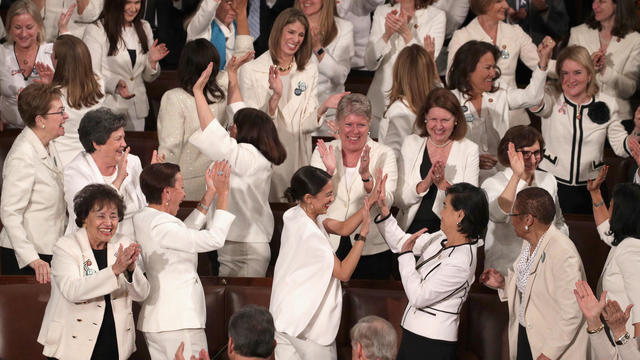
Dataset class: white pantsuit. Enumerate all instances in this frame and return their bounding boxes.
[397,135,479,230]
[238,52,320,202]
[83,21,160,130]
[448,18,540,126]
[364,4,446,134]
[568,24,640,120]
[0,127,66,268]
[64,152,147,237]
[189,113,274,277]
[37,228,150,360]
[133,207,234,359]
[270,206,341,357]
[481,168,568,275]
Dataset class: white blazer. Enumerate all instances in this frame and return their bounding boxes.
[376,213,481,341]
[310,138,397,255]
[43,0,104,41]
[481,168,568,275]
[590,329,640,359]
[336,0,385,68]
[397,135,479,230]
[596,220,640,335]
[157,87,228,200]
[64,152,147,237]
[189,114,274,244]
[51,80,106,168]
[447,18,539,126]
[379,98,416,163]
[568,24,640,119]
[0,127,66,268]
[238,52,320,201]
[498,225,588,359]
[83,20,160,125]
[0,43,54,128]
[364,3,446,122]
[134,207,234,332]
[270,206,341,346]
[316,17,354,105]
[535,91,630,185]
[37,228,150,360]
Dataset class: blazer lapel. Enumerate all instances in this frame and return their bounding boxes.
[280,64,308,125]
[24,128,63,179]
[521,227,554,311]
[75,228,101,277]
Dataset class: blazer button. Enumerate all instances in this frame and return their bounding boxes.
[130,77,134,81]
[72,335,77,339]
[76,318,82,322]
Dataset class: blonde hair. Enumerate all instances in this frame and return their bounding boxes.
[386,44,439,115]
[5,0,46,45]
[294,0,338,47]
[555,45,599,98]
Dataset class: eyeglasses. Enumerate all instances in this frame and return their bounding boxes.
[42,107,65,117]
[516,148,545,160]
[507,212,521,217]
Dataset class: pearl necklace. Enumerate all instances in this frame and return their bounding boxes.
[277,60,294,72]
[427,137,452,148]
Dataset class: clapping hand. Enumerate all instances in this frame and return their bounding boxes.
[149,39,170,68]
[114,146,130,189]
[226,51,254,77]
[431,160,448,191]
[423,35,435,61]
[592,48,606,74]
[211,160,231,195]
[603,300,634,339]
[480,268,505,289]
[373,168,390,216]
[174,341,209,360]
[573,280,606,328]
[479,153,498,170]
[359,196,371,238]
[586,165,608,193]
[400,228,428,253]
[358,145,371,179]
[112,243,141,275]
[317,139,337,175]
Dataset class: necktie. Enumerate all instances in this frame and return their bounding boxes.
[248,0,260,40]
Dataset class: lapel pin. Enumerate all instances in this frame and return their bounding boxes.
[541,252,546,263]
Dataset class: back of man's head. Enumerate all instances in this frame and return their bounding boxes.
[228,305,275,359]
[350,316,397,360]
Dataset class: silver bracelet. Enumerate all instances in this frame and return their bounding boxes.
[198,202,209,210]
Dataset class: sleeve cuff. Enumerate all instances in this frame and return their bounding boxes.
[374,212,392,224]
[209,209,236,232]
[399,250,413,257]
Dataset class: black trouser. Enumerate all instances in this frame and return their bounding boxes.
[0,247,52,275]
[396,328,457,360]
[517,324,534,360]
[336,236,393,280]
[557,181,608,215]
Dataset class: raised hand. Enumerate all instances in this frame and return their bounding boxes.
[359,197,371,237]
[211,160,231,195]
[193,62,213,95]
[116,80,135,99]
[29,259,50,284]
[321,91,350,113]
[629,137,640,169]
[112,243,140,275]
[310,25,323,53]
[58,3,76,34]
[508,142,525,178]
[586,165,608,193]
[149,39,170,68]
[400,228,428,253]
[317,139,337,175]
[573,280,606,327]
[226,51,254,76]
[358,145,371,178]
[268,65,283,97]
[327,119,339,139]
[537,36,555,70]
[423,35,435,60]
[114,146,130,189]
[34,62,54,84]
[431,160,448,191]
[480,268,505,289]
[150,149,165,164]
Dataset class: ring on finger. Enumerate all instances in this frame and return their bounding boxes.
[217,171,224,175]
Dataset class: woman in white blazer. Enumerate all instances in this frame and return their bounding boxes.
[64,108,147,238]
[379,44,440,163]
[158,39,230,200]
[43,0,104,41]
[481,126,568,276]
[311,93,398,280]
[481,187,588,360]
[38,184,150,360]
[588,176,640,341]
[448,39,553,182]
[82,0,169,131]
[238,8,344,201]
[336,0,384,69]
[295,0,354,122]
[567,0,640,121]
[397,88,479,234]
[375,181,487,359]
[189,59,286,277]
[134,162,235,359]
[447,0,539,127]
[0,84,67,282]
[364,0,445,133]
[49,35,105,168]
[531,45,635,214]
[272,165,374,359]
[0,1,54,129]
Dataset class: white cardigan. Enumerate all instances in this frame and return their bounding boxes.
[364,3,446,122]
[316,17,354,106]
[397,135,479,230]
[134,207,234,332]
[310,138,397,256]
[64,152,147,237]
[0,127,66,268]
[238,52,320,201]
[83,20,160,126]
[535,91,630,185]
[376,214,481,341]
[447,18,539,126]
[568,24,640,120]
[37,228,150,360]
[481,168,568,275]
[270,206,341,346]
[189,114,275,244]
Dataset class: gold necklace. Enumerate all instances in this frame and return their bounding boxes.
[277,60,294,72]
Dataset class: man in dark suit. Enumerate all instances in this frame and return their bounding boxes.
[249,0,293,56]
[507,0,569,44]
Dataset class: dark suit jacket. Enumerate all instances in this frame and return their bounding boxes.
[506,0,570,44]
[251,0,294,56]
[146,0,200,69]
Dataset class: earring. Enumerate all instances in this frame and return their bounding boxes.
[456,221,461,226]
[454,122,458,126]
[524,225,529,231]
[42,124,45,129]
[367,131,371,136]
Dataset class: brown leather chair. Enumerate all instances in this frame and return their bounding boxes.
[125,131,159,169]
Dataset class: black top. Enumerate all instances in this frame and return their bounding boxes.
[127,49,137,69]
[90,248,119,360]
[407,145,441,234]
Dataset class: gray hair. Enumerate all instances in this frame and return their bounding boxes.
[78,108,127,153]
[336,93,372,122]
[228,305,275,358]
[350,316,397,360]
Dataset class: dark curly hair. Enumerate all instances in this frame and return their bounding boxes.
[73,184,125,228]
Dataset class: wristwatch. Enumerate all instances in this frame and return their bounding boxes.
[616,332,631,345]
[361,176,372,183]
[354,234,366,242]
[315,48,325,56]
